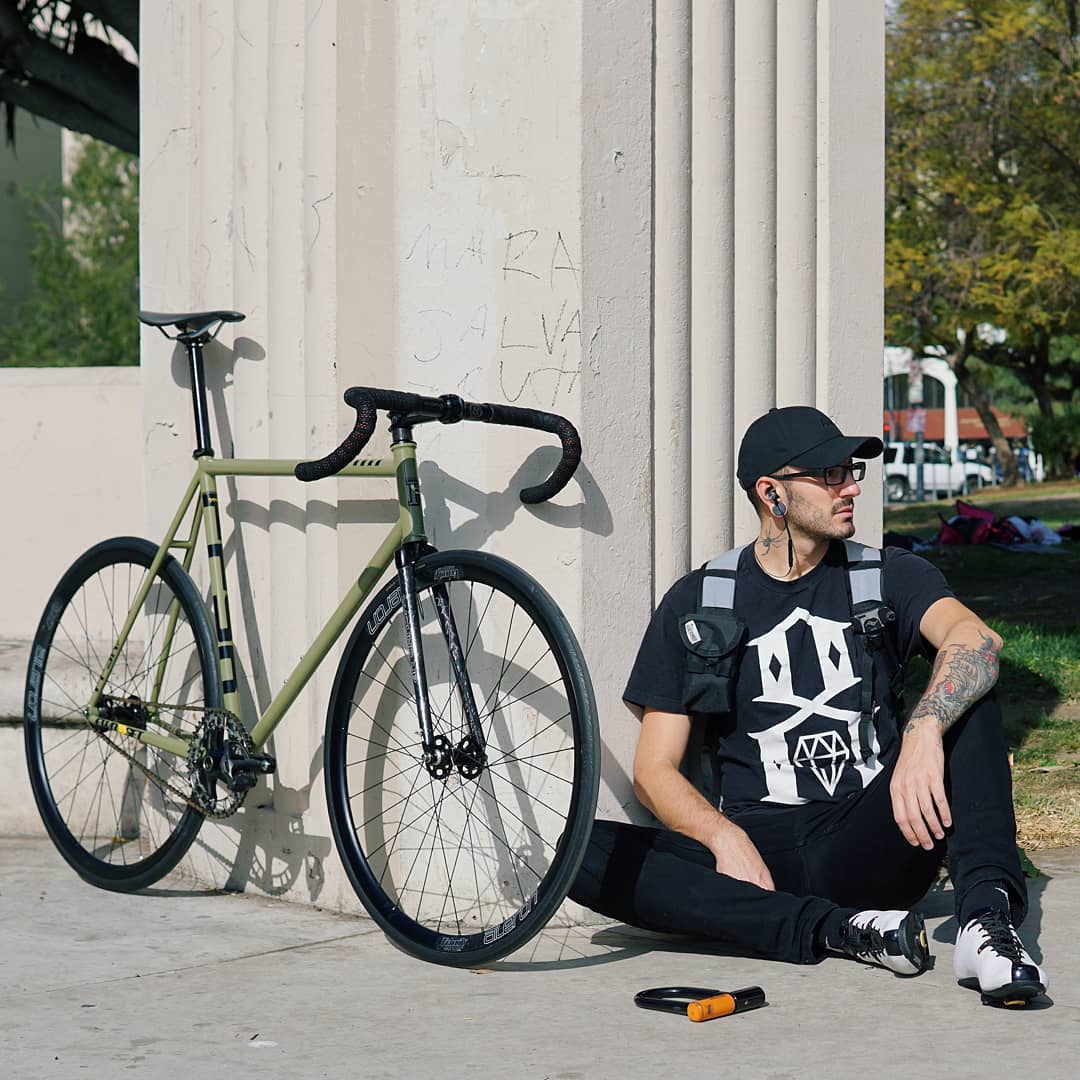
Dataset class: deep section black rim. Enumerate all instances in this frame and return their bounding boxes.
[25,540,215,882]
[329,553,594,958]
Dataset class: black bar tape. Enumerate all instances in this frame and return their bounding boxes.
[345,386,431,416]
[294,407,376,481]
[470,402,582,503]
[295,388,435,481]
[295,386,581,502]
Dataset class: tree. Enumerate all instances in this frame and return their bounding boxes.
[886,0,1080,481]
[0,136,138,366]
[0,1,137,153]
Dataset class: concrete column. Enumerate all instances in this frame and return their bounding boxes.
[652,1,693,596]
[921,357,960,452]
[775,0,817,407]
[581,3,654,818]
[690,0,737,561]
[732,0,778,541]
[816,0,885,542]
[139,0,197,505]
[142,0,352,899]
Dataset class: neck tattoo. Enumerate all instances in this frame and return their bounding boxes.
[759,525,785,555]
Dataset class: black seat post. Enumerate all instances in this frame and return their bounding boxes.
[184,335,215,458]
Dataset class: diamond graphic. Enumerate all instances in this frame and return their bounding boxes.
[792,730,851,796]
[769,655,782,681]
[828,642,841,668]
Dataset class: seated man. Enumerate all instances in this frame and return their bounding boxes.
[571,405,1047,1005]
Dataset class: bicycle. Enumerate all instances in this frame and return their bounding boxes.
[23,308,600,967]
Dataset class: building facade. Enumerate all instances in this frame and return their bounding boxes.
[139,0,885,909]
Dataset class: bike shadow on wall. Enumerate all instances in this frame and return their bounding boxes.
[417,450,613,546]
[162,337,333,901]
[183,736,335,903]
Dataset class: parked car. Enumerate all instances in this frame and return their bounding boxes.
[883,442,995,502]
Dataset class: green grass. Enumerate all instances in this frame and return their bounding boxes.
[884,478,1080,536]
[905,622,1080,703]
[990,621,1080,701]
[1010,713,1080,768]
[885,482,1080,846]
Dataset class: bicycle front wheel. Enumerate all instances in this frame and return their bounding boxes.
[325,549,599,966]
[24,537,220,891]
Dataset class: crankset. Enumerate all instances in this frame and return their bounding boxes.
[187,710,276,816]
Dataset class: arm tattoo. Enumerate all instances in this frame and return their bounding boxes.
[904,631,1000,735]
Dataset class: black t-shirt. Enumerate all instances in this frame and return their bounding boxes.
[624,543,953,818]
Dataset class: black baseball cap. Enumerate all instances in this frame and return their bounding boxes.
[737,406,883,490]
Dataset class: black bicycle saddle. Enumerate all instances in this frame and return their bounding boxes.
[139,309,245,341]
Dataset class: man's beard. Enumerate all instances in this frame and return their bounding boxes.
[786,494,856,541]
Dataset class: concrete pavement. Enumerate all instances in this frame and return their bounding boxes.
[1,836,1076,1080]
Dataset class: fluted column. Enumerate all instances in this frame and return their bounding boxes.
[652,1,693,598]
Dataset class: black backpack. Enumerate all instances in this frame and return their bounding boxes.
[678,540,906,805]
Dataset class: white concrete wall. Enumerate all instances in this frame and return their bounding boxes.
[0,367,144,834]
[76,0,886,910]
[0,367,145,641]
[135,0,654,909]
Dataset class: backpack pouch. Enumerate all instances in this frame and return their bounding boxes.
[679,611,746,715]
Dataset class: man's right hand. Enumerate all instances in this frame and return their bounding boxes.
[709,821,775,891]
[635,708,775,892]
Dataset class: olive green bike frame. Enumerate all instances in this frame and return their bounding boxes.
[85,441,428,760]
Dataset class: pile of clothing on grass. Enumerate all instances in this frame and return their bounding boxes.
[885,499,1079,553]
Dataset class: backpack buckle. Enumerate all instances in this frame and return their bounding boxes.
[852,605,896,647]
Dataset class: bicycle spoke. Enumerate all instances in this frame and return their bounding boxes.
[368,637,415,702]
[328,555,595,963]
[484,712,574,768]
[27,544,213,885]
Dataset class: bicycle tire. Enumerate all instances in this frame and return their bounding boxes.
[24,537,220,891]
[325,549,600,966]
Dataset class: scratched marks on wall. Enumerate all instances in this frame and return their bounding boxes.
[403,223,600,407]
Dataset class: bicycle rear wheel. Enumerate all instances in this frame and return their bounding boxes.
[325,549,599,966]
[24,537,220,891]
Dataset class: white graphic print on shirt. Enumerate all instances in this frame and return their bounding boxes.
[747,606,883,803]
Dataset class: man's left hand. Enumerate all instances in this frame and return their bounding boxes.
[890,720,951,849]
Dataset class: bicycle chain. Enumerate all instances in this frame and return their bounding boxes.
[94,704,253,821]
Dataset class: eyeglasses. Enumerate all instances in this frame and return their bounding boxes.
[772,462,866,486]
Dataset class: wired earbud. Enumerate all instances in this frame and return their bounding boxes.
[765,485,794,571]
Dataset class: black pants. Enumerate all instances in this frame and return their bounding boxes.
[569,693,1026,964]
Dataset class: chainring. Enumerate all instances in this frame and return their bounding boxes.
[186,709,257,817]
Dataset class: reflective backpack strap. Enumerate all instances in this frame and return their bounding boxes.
[843,539,884,608]
[688,545,747,807]
[843,540,886,762]
[700,545,746,610]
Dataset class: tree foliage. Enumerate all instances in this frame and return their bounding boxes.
[886,0,1080,478]
[0,1,137,153]
[0,136,138,366]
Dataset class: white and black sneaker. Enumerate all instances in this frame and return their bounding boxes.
[833,909,932,976]
[954,908,1047,1006]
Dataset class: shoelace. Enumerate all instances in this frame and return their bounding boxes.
[972,910,1023,962]
[841,919,886,960]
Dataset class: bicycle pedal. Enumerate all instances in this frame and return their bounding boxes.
[231,754,277,775]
